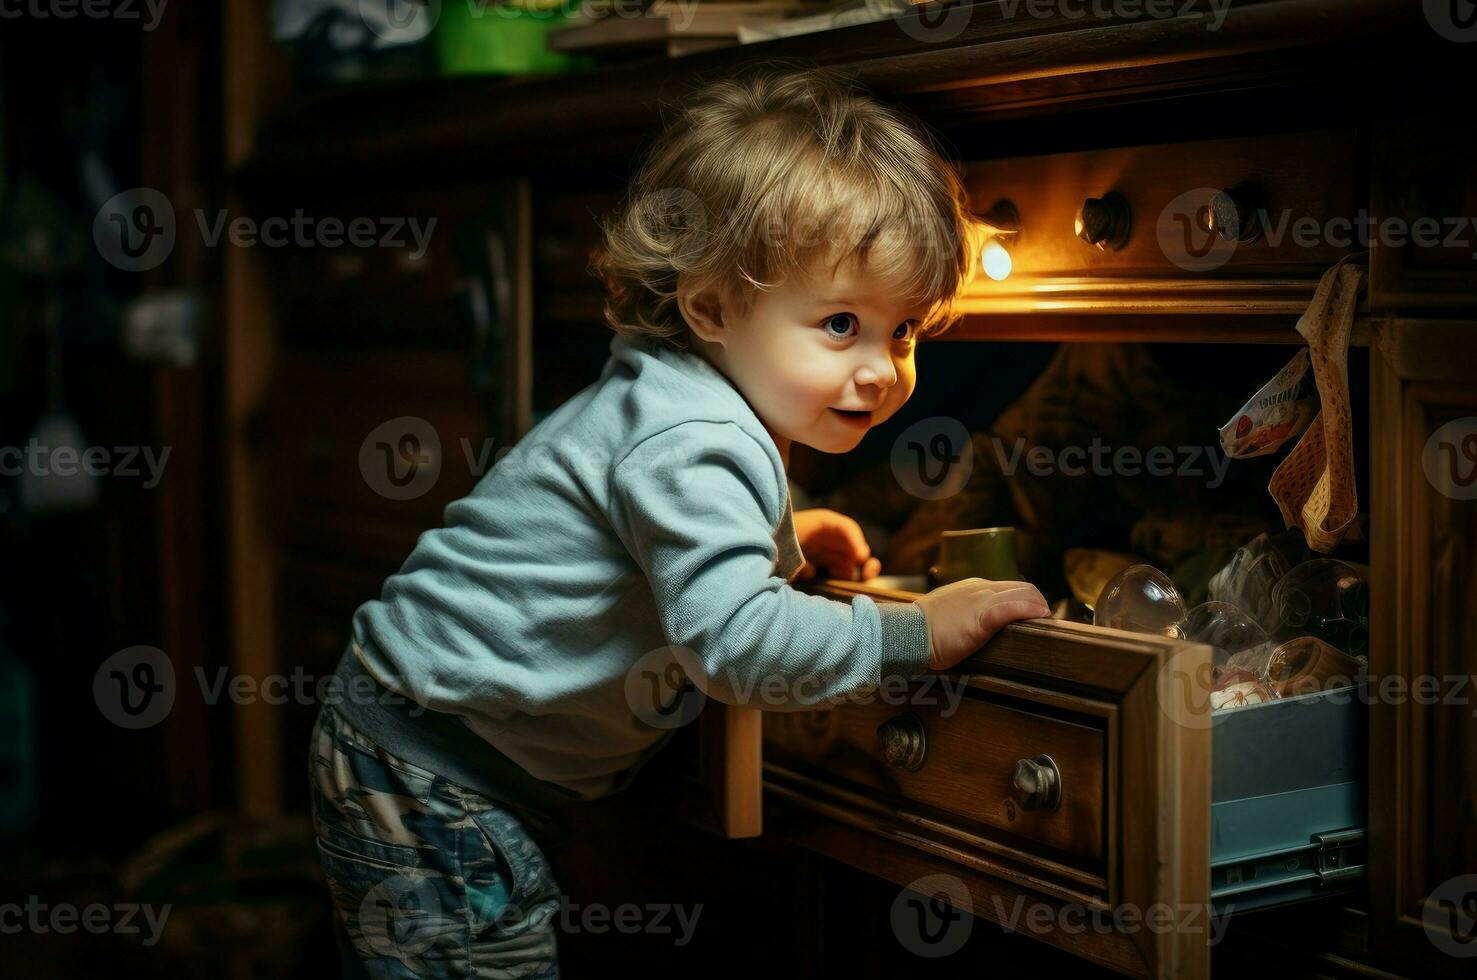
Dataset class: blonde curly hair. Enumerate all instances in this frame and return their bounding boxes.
[589,64,989,352]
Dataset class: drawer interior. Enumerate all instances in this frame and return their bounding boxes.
[1209,685,1367,914]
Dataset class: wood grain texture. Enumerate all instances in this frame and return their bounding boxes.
[1368,320,1477,979]
[771,578,1212,978]
[237,0,1415,185]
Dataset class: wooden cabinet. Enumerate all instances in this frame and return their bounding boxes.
[218,2,1474,975]
[658,125,1473,980]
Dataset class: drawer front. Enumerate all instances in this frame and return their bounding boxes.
[962,129,1362,314]
[1371,113,1477,311]
[764,683,1107,865]
[763,580,1215,979]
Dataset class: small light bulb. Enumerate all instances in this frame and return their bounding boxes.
[982,240,1012,281]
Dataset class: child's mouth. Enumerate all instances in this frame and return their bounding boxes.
[830,408,872,426]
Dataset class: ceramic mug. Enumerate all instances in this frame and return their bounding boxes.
[928,527,1024,588]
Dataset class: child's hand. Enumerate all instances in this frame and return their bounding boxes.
[914,578,1051,671]
[792,508,881,581]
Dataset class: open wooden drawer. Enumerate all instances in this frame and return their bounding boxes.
[675,574,1370,979]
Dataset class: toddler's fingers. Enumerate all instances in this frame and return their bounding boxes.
[826,517,872,563]
[987,584,1048,607]
[980,598,1051,634]
[989,588,1051,619]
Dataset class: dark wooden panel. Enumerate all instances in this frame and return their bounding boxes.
[260,349,490,549]
[276,554,390,812]
[1369,322,1477,979]
[1371,115,1477,312]
[239,0,1421,184]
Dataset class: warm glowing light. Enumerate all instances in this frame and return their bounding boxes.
[982,240,1012,281]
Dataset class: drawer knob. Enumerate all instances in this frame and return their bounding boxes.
[1075,191,1131,251]
[1207,181,1267,243]
[1012,754,1062,811]
[876,712,927,772]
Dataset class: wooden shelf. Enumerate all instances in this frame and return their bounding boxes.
[235,0,1426,189]
[932,311,1374,345]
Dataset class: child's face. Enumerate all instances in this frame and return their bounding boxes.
[704,257,929,455]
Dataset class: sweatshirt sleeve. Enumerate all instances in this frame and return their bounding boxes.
[608,420,933,710]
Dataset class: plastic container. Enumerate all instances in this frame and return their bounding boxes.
[1209,682,1367,914]
[435,0,593,76]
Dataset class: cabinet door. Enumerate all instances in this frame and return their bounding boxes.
[764,578,1214,979]
[1369,321,1477,978]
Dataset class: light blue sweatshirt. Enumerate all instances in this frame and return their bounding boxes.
[337,332,934,803]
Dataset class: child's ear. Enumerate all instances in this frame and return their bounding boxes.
[677,278,726,345]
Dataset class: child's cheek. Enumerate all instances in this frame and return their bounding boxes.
[784,363,835,411]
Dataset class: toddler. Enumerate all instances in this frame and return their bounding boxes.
[309,65,1051,979]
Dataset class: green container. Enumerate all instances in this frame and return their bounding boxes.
[434,0,593,76]
[927,526,1024,589]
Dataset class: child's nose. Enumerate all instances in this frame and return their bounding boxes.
[855,360,897,389]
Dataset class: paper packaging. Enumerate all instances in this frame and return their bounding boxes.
[1268,256,1366,554]
[1218,348,1319,459]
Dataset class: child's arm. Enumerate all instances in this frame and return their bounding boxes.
[609,419,935,711]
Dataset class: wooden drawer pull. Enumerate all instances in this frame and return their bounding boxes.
[876,712,927,772]
[1012,754,1063,812]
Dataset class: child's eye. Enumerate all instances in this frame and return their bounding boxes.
[894,321,918,343]
[821,313,859,341]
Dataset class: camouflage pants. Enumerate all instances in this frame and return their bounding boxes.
[308,703,563,978]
